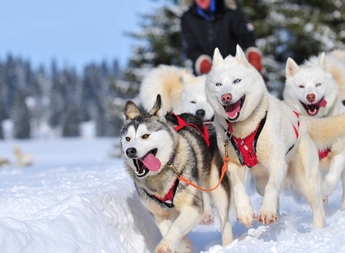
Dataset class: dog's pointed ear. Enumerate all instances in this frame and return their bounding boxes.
[149,94,162,116]
[235,45,250,66]
[286,58,299,77]
[124,100,141,120]
[318,52,326,70]
[213,48,224,66]
[182,69,195,85]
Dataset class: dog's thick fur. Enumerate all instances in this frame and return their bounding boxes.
[205,45,345,229]
[139,65,214,122]
[284,52,345,208]
[120,95,232,253]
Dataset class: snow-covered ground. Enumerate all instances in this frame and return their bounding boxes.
[1,138,345,253]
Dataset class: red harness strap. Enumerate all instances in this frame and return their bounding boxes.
[293,111,330,160]
[172,113,210,147]
[228,114,266,167]
[148,179,179,209]
[226,110,300,168]
[292,110,300,139]
[319,148,331,159]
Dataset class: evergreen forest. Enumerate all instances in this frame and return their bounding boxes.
[1,0,344,139]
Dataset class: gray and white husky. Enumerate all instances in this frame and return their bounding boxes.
[120,95,232,253]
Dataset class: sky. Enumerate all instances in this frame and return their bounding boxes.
[0,0,166,72]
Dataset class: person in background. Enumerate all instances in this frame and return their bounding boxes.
[180,0,263,76]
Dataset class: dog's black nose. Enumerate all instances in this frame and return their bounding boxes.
[196,109,205,118]
[126,148,137,158]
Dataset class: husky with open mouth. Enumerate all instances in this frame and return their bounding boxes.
[284,52,345,209]
[120,95,232,253]
[205,45,345,230]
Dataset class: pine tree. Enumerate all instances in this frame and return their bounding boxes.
[48,60,64,129]
[0,62,5,139]
[29,66,49,138]
[11,89,31,139]
[60,69,82,137]
[124,4,185,87]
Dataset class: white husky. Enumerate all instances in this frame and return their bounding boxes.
[140,65,214,122]
[284,52,345,209]
[205,45,345,229]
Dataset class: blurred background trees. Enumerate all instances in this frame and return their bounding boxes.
[0,0,344,139]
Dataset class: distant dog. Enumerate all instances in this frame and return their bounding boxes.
[284,51,345,208]
[0,158,10,168]
[14,146,33,167]
[139,65,214,122]
[205,45,345,229]
[120,95,232,252]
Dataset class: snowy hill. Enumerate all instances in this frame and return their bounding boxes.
[0,138,345,253]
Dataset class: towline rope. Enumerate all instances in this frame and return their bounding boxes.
[168,140,230,192]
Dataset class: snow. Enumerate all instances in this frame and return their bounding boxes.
[1,138,345,253]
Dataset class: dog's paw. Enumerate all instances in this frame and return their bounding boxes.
[175,236,192,253]
[156,240,173,253]
[257,210,277,224]
[237,209,255,227]
[200,211,214,225]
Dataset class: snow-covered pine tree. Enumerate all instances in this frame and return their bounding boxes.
[11,89,31,139]
[60,69,82,137]
[0,63,4,139]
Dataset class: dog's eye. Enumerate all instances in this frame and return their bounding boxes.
[233,78,241,84]
[315,83,321,87]
[298,85,305,89]
[215,82,222,86]
[142,134,150,139]
[125,137,130,142]
[190,101,196,104]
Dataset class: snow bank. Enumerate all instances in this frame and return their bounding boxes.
[0,138,345,252]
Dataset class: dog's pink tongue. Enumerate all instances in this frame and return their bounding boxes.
[141,154,161,172]
[226,103,240,119]
[317,98,327,107]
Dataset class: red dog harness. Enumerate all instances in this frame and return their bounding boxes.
[225,111,300,168]
[226,113,267,167]
[172,113,210,147]
[144,179,179,210]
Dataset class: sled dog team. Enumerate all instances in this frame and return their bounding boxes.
[120,45,345,253]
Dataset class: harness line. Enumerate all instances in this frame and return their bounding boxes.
[168,140,230,192]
